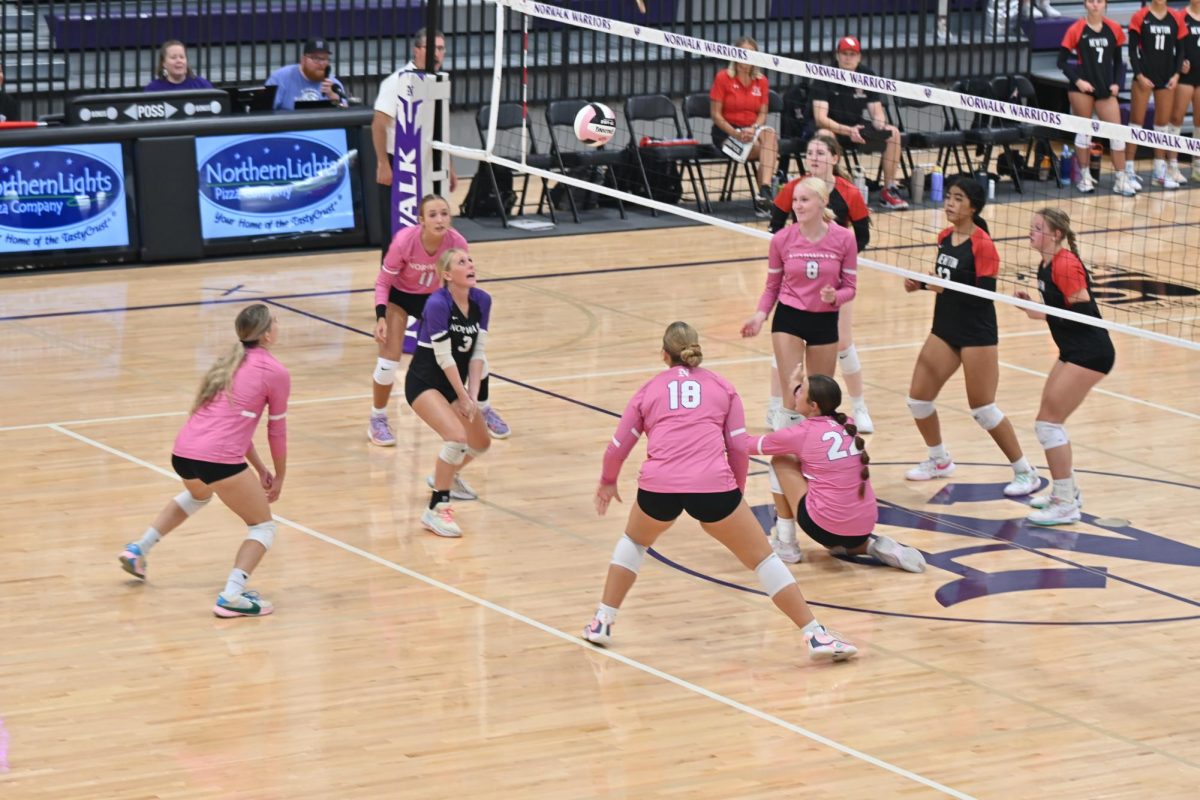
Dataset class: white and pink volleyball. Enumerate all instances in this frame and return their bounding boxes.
[573,102,616,147]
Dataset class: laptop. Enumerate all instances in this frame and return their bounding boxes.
[226,85,277,114]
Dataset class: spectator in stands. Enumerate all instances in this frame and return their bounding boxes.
[144,41,214,92]
[810,37,908,210]
[267,39,347,110]
[373,26,458,247]
[0,64,20,122]
[709,35,779,214]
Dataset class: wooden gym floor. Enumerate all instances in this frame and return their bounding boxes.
[2,195,1199,799]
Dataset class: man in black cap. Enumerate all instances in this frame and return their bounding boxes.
[266,38,347,110]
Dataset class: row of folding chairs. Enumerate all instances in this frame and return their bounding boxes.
[468,75,1053,226]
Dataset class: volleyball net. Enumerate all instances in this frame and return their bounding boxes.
[441,0,1200,351]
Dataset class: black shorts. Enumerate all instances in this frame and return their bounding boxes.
[930,325,999,350]
[797,493,870,550]
[1140,67,1178,91]
[1059,348,1115,375]
[1180,71,1200,88]
[772,303,840,346]
[388,287,432,320]
[171,454,247,485]
[404,371,491,407]
[636,488,743,524]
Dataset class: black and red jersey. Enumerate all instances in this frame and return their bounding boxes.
[1059,18,1127,99]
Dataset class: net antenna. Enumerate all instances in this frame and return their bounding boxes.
[455,0,1200,351]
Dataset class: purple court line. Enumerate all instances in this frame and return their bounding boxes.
[645,548,1200,626]
[0,256,760,323]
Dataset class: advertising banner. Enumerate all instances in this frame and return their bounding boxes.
[0,143,131,254]
[195,128,356,241]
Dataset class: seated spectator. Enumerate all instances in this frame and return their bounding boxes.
[709,35,779,214]
[266,39,347,110]
[0,64,19,122]
[810,36,908,210]
[144,41,214,92]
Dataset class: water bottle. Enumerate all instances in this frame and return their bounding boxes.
[853,166,868,205]
[910,163,925,204]
[1058,144,1072,187]
[1038,154,1051,182]
[930,167,944,203]
[988,178,996,200]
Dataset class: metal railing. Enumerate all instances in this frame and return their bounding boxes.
[1,1,1032,121]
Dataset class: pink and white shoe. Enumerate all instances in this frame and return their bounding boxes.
[905,457,955,481]
[805,626,858,661]
[421,503,462,537]
[582,616,613,646]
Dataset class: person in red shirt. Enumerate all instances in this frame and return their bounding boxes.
[709,35,779,214]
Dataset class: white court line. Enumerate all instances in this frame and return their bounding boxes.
[999,362,1200,421]
[0,393,372,433]
[521,330,1049,384]
[47,422,976,800]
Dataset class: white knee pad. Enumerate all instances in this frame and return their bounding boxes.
[611,534,647,574]
[1166,124,1181,137]
[246,520,276,551]
[439,441,468,465]
[467,443,489,459]
[173,490,211,516]
[1034,420,1069,450]
[768,463,782,495]
[1154,124,1169,135]
[373,357,399,386]
[906,396,936,420]
[755,553,796,598]
[838,345,862,376]
[971,403,1005,431]
[1074,132,1092,149]
[1109,135,1125,152]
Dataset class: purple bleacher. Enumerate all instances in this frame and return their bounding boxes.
[45,1,422,50]
[769,0,984,18]
[1021,17,1074,50]
[530,0,676,30]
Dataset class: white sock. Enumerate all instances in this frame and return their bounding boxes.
[775,517,797,544]
[371,406,387,418]
[221,568,250,601]
[1051,477,1076,501]
[136,527,162,553]
[1011,456,1032,474]
[1126,163,1137,175]
[768,395,782,412]
[928,443,948,462]
[596,603,619,624]
[802,619,824,636]
[849,394,865,409]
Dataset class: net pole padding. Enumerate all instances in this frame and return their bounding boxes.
[521,11,529,168]
[435,139,1200,352]
[491,0,1200,161]
[485,0,506,153]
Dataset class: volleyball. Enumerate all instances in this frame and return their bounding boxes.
[573,102,616,147]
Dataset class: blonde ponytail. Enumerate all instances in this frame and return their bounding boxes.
[191,304,273,413]
[662,321,703,367]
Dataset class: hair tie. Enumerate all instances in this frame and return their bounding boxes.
[240,339,258,347]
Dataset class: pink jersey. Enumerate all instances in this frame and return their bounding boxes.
[374,225,469,306]
[745,415,877,536]
[601,366,748,493]
[173,346,291,465]
[757,222,858,315]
